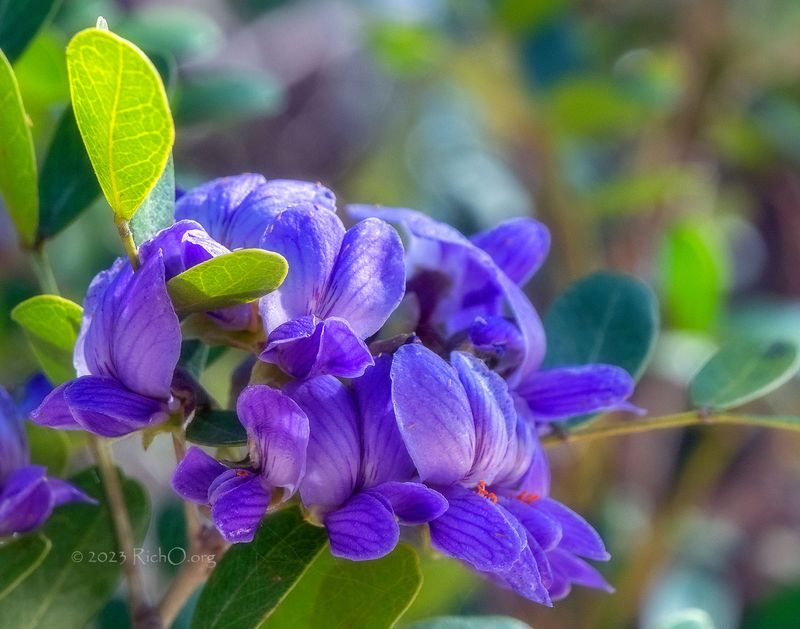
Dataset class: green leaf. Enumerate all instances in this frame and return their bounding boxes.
[262,543,422,629]
[0,534,51,600]
[0,466,150,628]
[186,410,247,447]
[167,249,288,313]
[407,617,532,629]
[179,339,210,379]
[37,105,101,240]
[66,27,174,221]
[11,295,82,384]
[25,423,71,476]
[129,153,174,245]
[690,338,800,410]
[0,0,60,63]
[116,6,221,61]
[193,507,328,629]
[0,49,38,246]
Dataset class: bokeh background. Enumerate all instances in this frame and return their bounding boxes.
[4,1,800,627]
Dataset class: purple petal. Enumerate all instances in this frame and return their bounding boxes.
[29,384,82,432]
[325,491,399,561]
[429,484,524,572]
[46,477,97,507]
[315,318,374,378]
[391,344,475,486]
[468,316,525,373]
[172,447,226,504]
[451,352,515,485]
[138,220,223,280]
[0,465,53,536]
[514,426,551,497]
[516,364,639,422]
[547,548,614,600]
[0,387,28,482]
[236,385,309,497]
[536,497,609,561]
[369,481,448,525]
[499,496,562,552]
[471,218,550,285]
[63,376,169,437]
[259,208,344,331]
[353,355,415,487]
[17,373,53,417]
[320,218,405,338]
[288,376,360,510]
[209,469,270,543]
[492,415,539,489]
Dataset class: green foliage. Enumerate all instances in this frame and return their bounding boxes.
[37,105,101,240]
[66,27,174,221]
[26,423,71,476]
[0,49,38,247]
[167,249,288,314]
[193,507,328,629]
[690,338,800,410]
[11,295,82,384]
[263,543,422,629]
[116,6,221,61]
[407,617,532,629]
[129,153,175,246]
[0,467,150,628]
[186,410,247,447]
[0,534,51,600]
[0,0,60,62]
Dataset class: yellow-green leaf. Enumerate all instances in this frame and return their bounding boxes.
[167,249,288,314]
[0,48,38,246]
[66,27,174,221]
[11,295,82,384]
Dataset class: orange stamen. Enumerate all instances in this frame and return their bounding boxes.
[475,480,497,503]
[515,490,540,504]
[235,470,249,477]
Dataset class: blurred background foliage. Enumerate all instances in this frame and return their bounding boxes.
[4,0,800,627]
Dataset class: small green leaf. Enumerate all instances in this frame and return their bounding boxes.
[0,467,150,628]
[130,153,174,245]
[0,49,38,246]
[11,295,82,385]
[0,0,60,63]
[167,249,288,313]
[263,543,423,629]
[0,534,51,600]
[179,339,210,379]
[25,423,71,476]
[407,617,532,629]
[193,507,328,629]
[66,27,174,221]
[690,338,800,410]
[186,410,247,447]
[37,105,101,240]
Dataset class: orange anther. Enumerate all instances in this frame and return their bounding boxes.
[515,490,540,504]
[235,470,249,477]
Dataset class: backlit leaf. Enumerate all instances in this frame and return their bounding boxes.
[129,153,174,245]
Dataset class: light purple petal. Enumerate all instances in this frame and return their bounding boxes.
[429,484,524,572]
[29,384,82,432]
[288,376,360,511]
[492,415,539,489]
[46,477,97,507]
[315,318,374,378]
[325,491,399,561]
[536,497,609,561]
[63,376,169,437]
[0,465,53,536]
[369,481,448,525]
[259,207,345,331]
[138,220,221,280]
[471,218,550,285]
[353,354,415,487]
[500,496,562,552]
[391,344,475,486]
[0,387,28,482]
[209,469,270,543]
[236,385,309,498]
[516,364,639,422]
[514,425,551,497]
[547,548,614,600]
[172,447,226,504]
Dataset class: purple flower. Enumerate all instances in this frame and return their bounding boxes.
[31,252,182,437]
[258,207,405,379]
[172,385,309,543]
[175,174,336,250]
[0,387,94,537]
[287,355,447,560]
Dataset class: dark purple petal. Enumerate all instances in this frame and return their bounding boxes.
[315,318,374,378]
[369,481,448,525]
[536,497,609,561]
[320,218,405,338]
[29,384,82,432]
[429,484,524,572]
[288,376,360,511]
[391,344,475,486]
[451,352,515,485]
[499,496,562,551]
[209,469,270,543]
[547,548,614,600]
[0,387,28,482]
[513,425,551,497]
[172,447,226,504]
[468,316,525,373]
[0,465,53,536]
[353,355,415,487]
[63,376,169,437]
[324,491,399,561]
[236,385,309,498]
[259,208,345,331]
[46,477,97,507]
[516,364,639,422]
[138,220,220,279]
[471,218,550,285]
[17,373,53,417]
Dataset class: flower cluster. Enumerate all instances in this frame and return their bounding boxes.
[31,174,640,604]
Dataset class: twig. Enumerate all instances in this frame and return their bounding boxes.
[116,218,140,270]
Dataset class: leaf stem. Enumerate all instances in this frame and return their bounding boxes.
[30,246,59,295]
[116,218,140,270]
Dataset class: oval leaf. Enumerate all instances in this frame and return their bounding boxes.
[167,249,288,313]
[690,338,800,410]
[0,534,51,600]
[0,49,38,246]
[11,295,82,385]
[66,27,175,221]
[129,153,175,245]
[0,0,59,63]
[193,507,328,629]
[186,410,247,447]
